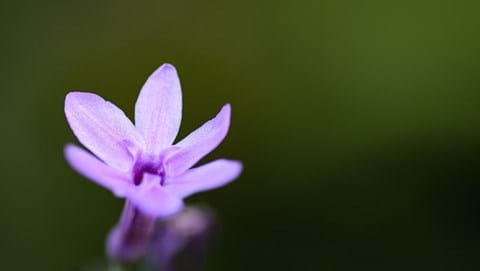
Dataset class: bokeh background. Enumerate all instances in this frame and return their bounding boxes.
[1,0,480,270]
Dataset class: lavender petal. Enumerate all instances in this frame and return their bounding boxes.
[166,159,242,198]
[127,173,184,217]
[64,144,131,197]
[135,64,183,155]
[164,104,231,176]
[65,92,145,171]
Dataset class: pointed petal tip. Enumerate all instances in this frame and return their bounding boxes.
[64,92,99,114]
[65,91,79,100]
[64,143,74,151]
[64,92,78,109]
[222,159,243,177]
[65,91,83,97]
[217,103,231,122]
[221,103,232,114]
[160,63,176,70]
[63,143,80,163]
[151,63,178,79]
[65,91,93,103]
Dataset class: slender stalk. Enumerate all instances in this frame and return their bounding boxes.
[107,201,156,262]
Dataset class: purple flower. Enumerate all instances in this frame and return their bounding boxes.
[64,63,242,216]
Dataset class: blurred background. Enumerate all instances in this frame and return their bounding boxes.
[1,0,480,270]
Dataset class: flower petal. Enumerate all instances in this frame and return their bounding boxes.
[65,92,144,170]
[135,64,183,155]
[165,159,242,198]
[64,144,131,197]
[164,104,231,176]
[127,173,184,217]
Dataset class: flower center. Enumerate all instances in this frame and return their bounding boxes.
[132,156,166,186]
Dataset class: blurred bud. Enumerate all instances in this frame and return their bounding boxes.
[147,206,216,271]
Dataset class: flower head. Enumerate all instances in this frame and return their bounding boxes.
[64,64,242,217]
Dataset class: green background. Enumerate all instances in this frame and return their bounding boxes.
[1,0,480,270]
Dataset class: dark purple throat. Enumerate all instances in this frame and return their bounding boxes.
[132,160,166,186]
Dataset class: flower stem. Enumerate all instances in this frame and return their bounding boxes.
[107,201,156,262]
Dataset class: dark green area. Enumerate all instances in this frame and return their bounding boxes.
[1,0,480,270]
